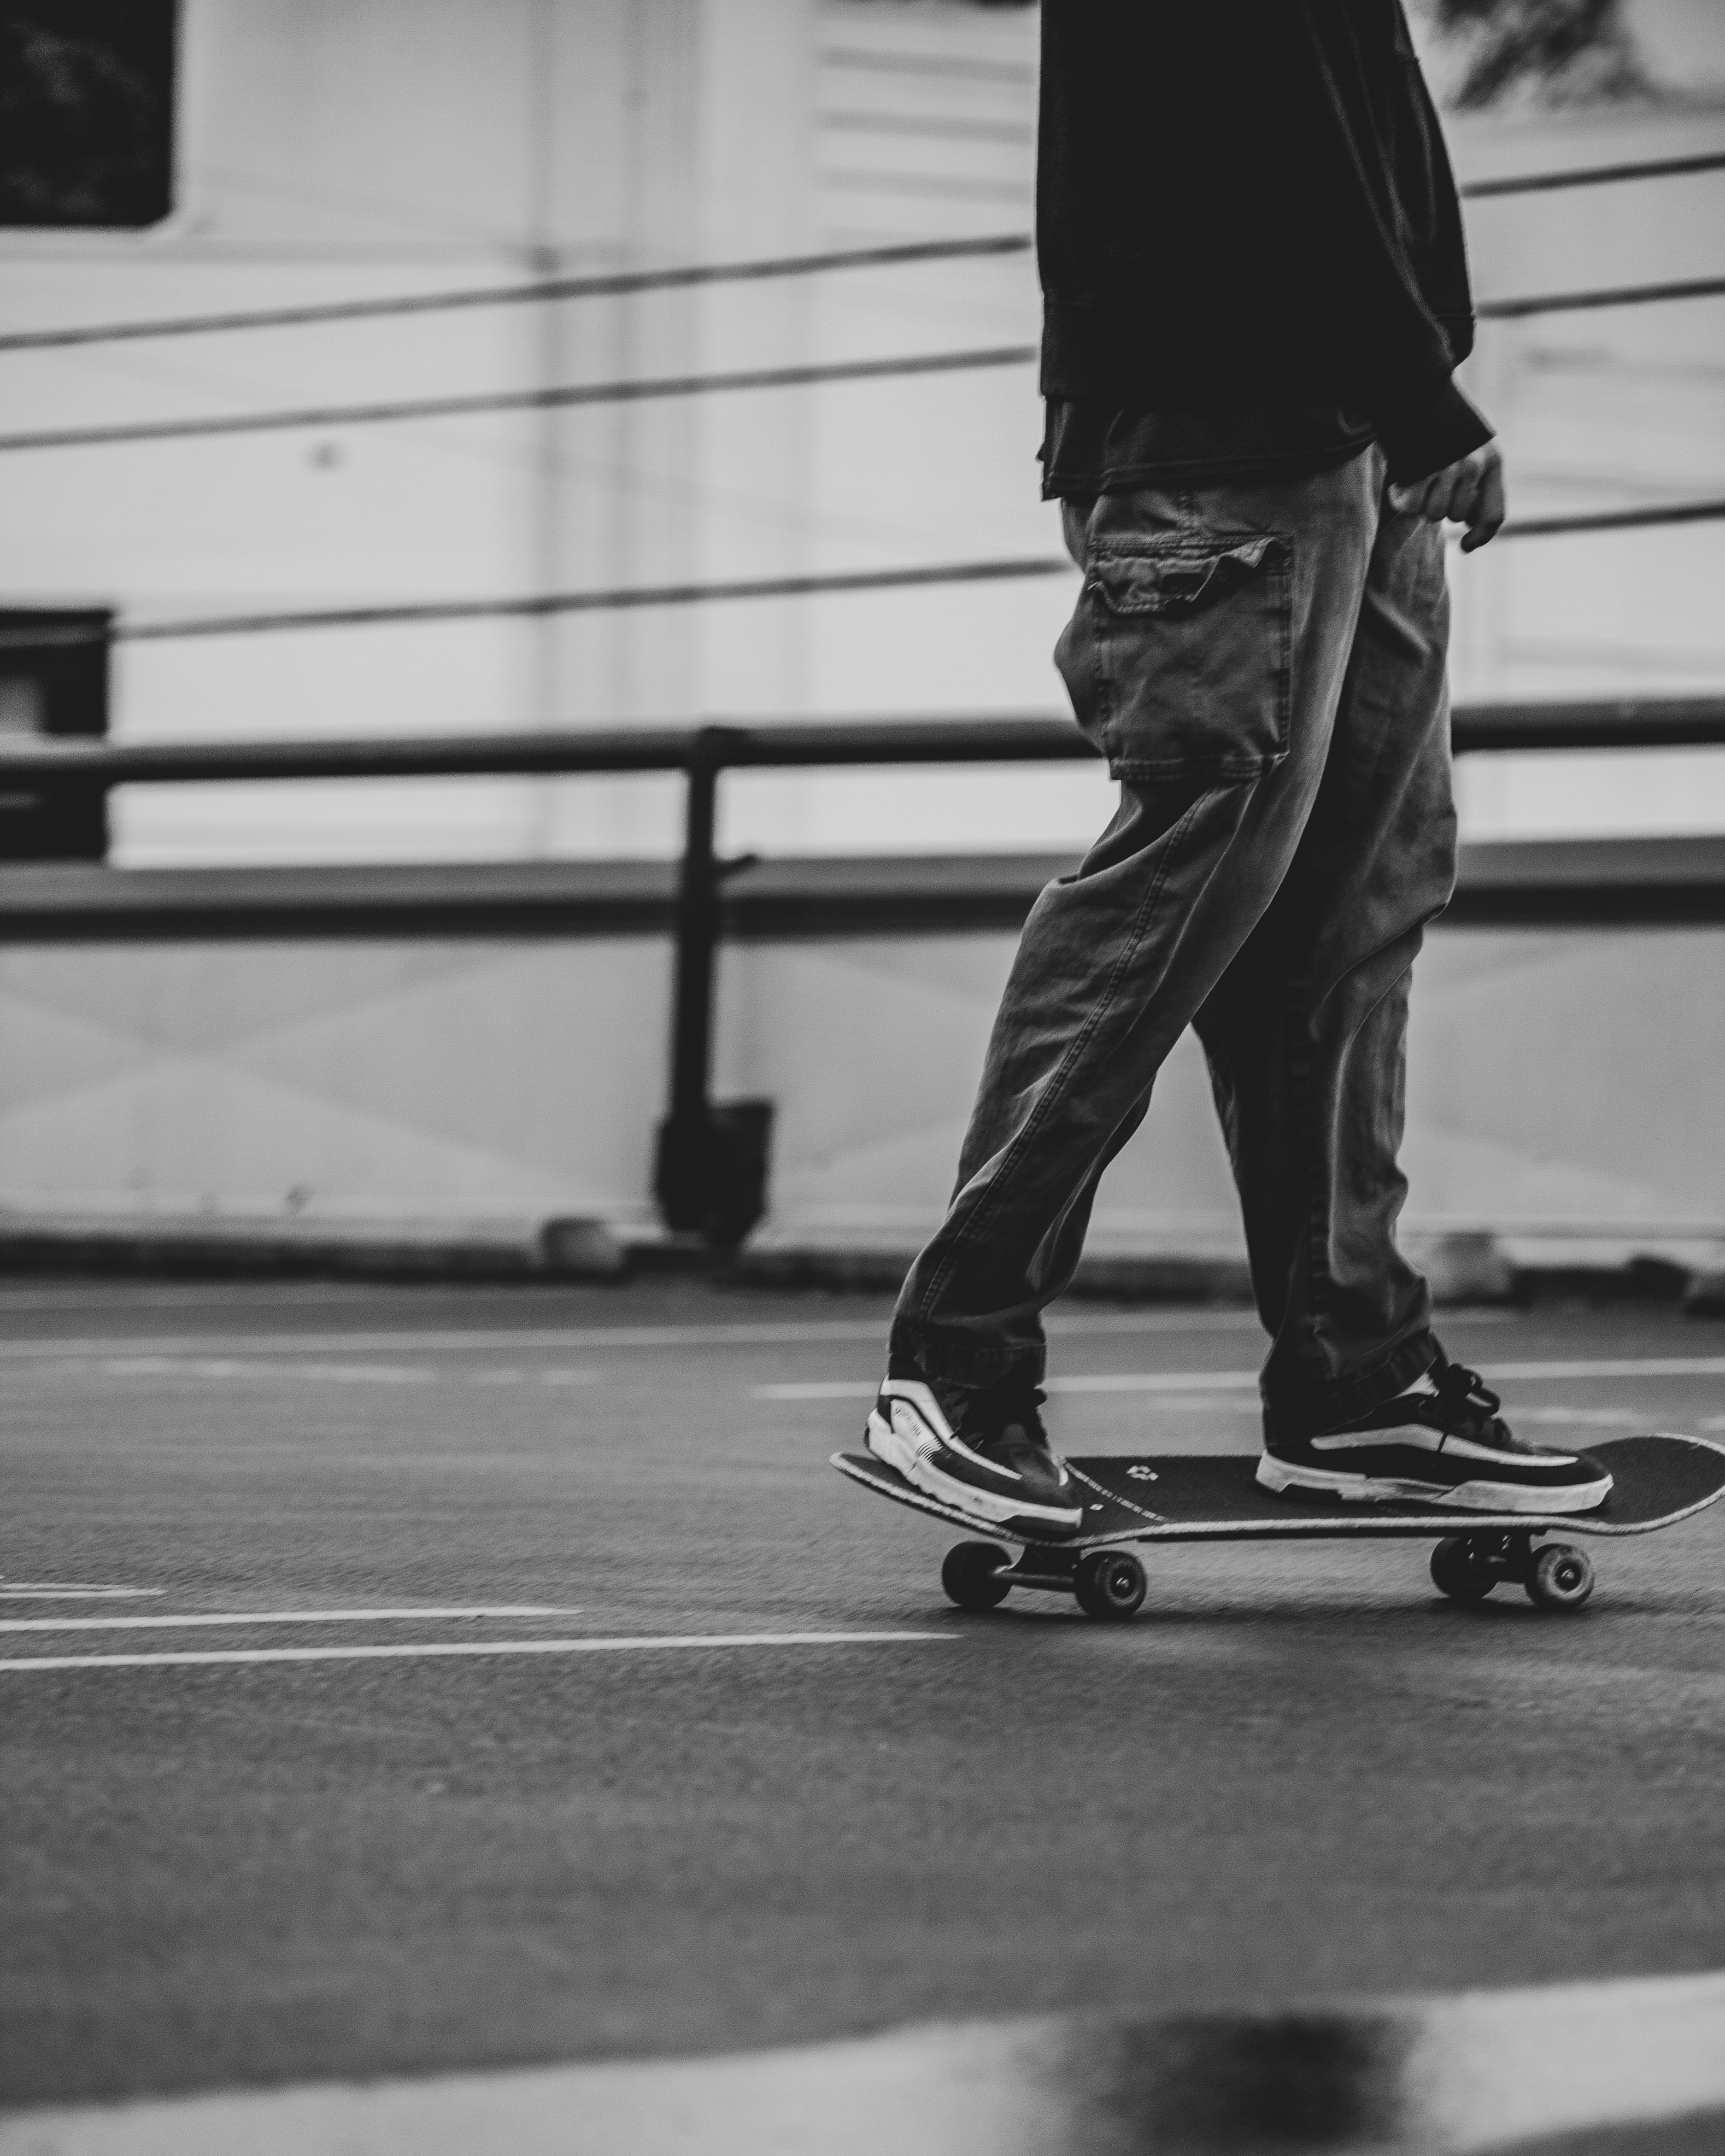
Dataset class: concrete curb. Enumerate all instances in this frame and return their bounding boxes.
[4,1969,1721,2156]
[0,1214,630,1284]
[1,1218,1721,1311]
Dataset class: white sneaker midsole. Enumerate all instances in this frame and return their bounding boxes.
[867,1410,1082,1530]
[1256,1451,1612,1515]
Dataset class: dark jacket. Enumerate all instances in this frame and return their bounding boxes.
[1037,0,1489,481]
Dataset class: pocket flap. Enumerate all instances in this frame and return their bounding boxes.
[1091,535,1283,616]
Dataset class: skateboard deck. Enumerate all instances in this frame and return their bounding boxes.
[832,1434,1725,1617]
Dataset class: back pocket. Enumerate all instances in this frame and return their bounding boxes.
[1059,532,1293,782]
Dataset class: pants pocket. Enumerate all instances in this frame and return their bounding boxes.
[1056,531,1293,782]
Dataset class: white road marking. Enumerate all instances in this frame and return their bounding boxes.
[0,1630,953,1675]
[95,1357,435,1383]
[0,1311,1270,1362]
[47,1358,598,1386]
[760,1382,886,1400]
[759,1357,1725,1402]
[0,1606,582,1634]
[762,1371,1265,1400]
[1056,1371,1255,1393]
[1519,1406,1647,1426]
[1491,1358,1725,1380]
[2,1969,1719,2156]
[0,1583,164,1600]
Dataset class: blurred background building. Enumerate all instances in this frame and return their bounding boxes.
[1,0,1722,1279]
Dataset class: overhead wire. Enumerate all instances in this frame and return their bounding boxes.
[0,146,1714,653]
[0,346,1038,456]
[0,148,1716,357]
[1460,149,1725,198]
[1,497,1721,655]
[1477,275,1725,321]
[0,233,1033,355]
[1,270,1721,458]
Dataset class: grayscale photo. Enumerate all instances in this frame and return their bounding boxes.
[1,2,1723,2150]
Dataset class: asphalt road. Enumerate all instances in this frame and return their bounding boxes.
[2,1278,1723,2112]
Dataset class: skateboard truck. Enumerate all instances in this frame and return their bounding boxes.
[943,1541,1149,1622]
[1429,1531,1596,1611]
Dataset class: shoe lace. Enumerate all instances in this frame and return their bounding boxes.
[1431,1361,1508,1443]
[967,1374,1050,1447]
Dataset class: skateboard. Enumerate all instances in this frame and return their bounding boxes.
[832,1433,1725,1620]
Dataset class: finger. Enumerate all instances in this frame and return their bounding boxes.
[1417,470,1461,523]
[1459,460,1507,553]
[1442,469,1482,528]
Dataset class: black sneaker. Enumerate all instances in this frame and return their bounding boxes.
[1257,1359,1613,1515]
[865,1365,1085,1538]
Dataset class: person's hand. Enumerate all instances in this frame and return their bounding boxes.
[1389,442,1505,553]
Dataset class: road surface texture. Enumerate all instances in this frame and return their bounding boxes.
[2,1277,1722,2121]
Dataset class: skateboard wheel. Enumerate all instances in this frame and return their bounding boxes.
[1525,1542,1595,1612]
[1430,1535,1496,1603]
[941,1541,1012,1611]
[1074,1549,1146,1622]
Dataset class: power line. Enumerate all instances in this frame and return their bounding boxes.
[818,48,1035,85]
[0,233,1033,356]
[0,496,1720,654]
[1478,274,1725,321]
[2,146,1716,359]
[1494,497,1725,539]
[5,264,1722,457]
[0,558,1077,651]
[1461,149,1725,198]
[0,346,1038,457]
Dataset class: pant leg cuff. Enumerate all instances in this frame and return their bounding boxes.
[1261,1329,1440,1447]
[887,1320,1045,1394]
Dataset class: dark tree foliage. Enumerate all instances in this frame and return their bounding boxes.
[0,1,177,227]
[1432,0,1649,107]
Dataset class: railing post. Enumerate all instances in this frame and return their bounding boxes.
[654,727,771,1245]
[667,729,724,1133]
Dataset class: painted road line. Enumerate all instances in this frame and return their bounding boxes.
[1490,1357,1725,1379]
[97,1358,433,1383]
[53,1358,597,1385]
[759,1371,1264,1400]
[1055,1357,1725,1386]
[0,1606,583,1634]
[0,1630,953,1675]
[1519,1405,1647,1424]
[0,1583,164,1600]
[757,1356,1725,1401]
[3,1969,1719,2156]
[0,1312,1273,1361]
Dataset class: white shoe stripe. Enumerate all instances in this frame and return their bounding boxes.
[1311,1426,1578,1468]
[878,1382,1026,1483]
[878,1377,954,1443]
[1259,1453,1612,1515]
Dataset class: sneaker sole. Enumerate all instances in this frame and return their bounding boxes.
[866,1411,1084,1535]
[1256,1452,1614,1515]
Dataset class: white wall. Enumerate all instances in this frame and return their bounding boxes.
[2,0,1721,1258]
[4,0,1719,869]
[5,924,1720,1257]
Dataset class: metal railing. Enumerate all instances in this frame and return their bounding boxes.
[7,695,1725,1237]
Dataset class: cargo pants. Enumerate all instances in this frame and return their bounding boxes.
[889,445,1455,1442]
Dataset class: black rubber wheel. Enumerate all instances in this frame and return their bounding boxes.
[941,1541,1012,1611]
[1430,1535,1497,1603]
[1074,1549,1147,1622]
[1525,1542,1595,1612]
